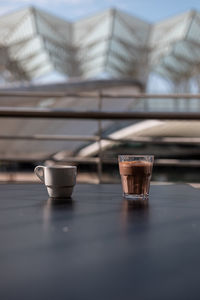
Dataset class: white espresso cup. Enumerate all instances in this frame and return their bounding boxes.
[34,165,77,198]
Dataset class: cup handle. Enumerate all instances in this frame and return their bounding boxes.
[34,166,44,183]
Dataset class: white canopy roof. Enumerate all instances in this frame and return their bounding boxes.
[0,7,200,84]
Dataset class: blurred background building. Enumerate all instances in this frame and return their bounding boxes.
[0,6,200,183]
[1,7,200,89]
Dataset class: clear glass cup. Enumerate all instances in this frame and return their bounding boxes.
[118,155,154,200]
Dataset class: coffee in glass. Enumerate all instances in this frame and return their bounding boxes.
[118,155,154,200]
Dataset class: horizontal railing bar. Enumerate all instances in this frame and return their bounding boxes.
[0,92,93,98]
[0,92,200,99]
[155,159,200,167]
[0,156,199,167]
[99,94,200,99]
[0,135,200,145]
[0,108,200,120]
[53,157,100,163]
[106,137,200,144]
[102,158,200,167]
[50,158,200,167]
[0,134,99,141]
[0,157,100,163]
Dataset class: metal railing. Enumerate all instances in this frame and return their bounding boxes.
[0,91,200,182]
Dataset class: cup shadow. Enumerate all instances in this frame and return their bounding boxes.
[122,197,149,210]
[42,197,75,230]
[121,197,150,233]
[48,196,74,206]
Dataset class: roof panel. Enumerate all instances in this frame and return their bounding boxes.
[77,15,111,46]
[115,10,150,44]
[186,15,200,42]
[113,17,141,46]
[80,40,108,61]
[150,11,192,46]
[22,52,50,71]
[174,40,200,62]
[163,55,190,72]
[107,53,128,71]
[9,36,43,58]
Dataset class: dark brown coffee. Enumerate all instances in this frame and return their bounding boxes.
[119,161,153,196]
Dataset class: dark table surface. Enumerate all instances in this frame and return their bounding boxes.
[1,183,200,300]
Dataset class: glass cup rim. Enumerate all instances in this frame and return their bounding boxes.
[118,154,154,158]
[118,155,154,162]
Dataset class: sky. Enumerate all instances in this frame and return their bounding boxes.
[1,0,200,23]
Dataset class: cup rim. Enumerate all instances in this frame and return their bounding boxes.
[45,165,77,169]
